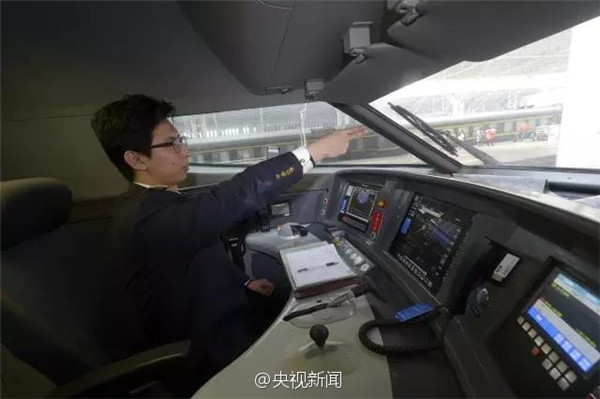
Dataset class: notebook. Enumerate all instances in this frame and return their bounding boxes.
[280,242,358,297]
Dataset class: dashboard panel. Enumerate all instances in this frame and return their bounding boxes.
[315,170,599,398]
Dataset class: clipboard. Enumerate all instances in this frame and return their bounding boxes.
[280,242,359,298]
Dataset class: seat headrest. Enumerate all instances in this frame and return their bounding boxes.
[1,178,72,250]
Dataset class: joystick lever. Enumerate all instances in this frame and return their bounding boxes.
[310,324,329,348]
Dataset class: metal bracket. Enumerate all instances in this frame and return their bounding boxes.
[388,0,422,26]
[305,79,324,100]
[342,21,373,57]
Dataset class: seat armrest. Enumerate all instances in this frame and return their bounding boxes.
[47,340,191,398]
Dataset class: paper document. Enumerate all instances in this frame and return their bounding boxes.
[283,243,355,289]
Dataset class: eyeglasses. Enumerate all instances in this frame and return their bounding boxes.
[148,135,188,153]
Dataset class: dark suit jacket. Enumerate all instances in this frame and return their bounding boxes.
[110,152,303,371]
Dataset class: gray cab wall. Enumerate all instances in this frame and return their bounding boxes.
[1,116,128,201]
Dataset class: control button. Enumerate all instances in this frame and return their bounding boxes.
[528,329,537,339]
[535,336,544,346]
[377,199,387,208]
[349,253,357,260]
[541,358,553,370]
[522,322,531,331]
[344,249,352,255]
[557,378,570,391]
[360,263,370,272]
[557,361,568,373]
[370,210,383,232]
[548,352,559,363]
[531,346,541,357]
[549,367,561,380]
[541,344,551,354]
[517,316,525,325]
[565,370,578,384]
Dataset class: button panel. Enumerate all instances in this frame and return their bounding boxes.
[521,319,581,393]
[331,236,372,274]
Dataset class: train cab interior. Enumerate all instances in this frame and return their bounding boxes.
[1,1,599,398]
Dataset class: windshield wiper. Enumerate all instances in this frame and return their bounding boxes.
[388,103,500,166]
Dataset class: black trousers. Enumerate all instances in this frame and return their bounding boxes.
[183,253,291,392]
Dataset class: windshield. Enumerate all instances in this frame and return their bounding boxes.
[173,102,425,167]
[371,16,600,169]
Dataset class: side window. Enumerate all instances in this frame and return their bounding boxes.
[172,102,424,166]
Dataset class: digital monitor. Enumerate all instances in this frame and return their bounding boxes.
[389,194,473,293]
[338,183,380,232]
[526,272,600,374]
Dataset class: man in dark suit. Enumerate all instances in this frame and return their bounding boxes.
[92,94,363,385]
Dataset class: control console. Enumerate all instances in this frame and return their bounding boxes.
[489,264,599,397]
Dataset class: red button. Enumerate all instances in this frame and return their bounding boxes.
[531,346,540,357]
[371,211,383,232]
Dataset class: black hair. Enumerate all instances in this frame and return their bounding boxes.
[91,94,175,181]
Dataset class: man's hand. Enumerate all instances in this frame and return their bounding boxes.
[307,126,366,163]
[247,278,274,297]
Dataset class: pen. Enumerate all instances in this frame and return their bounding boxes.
[297,262,338,273]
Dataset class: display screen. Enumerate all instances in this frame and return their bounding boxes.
[338,183,380,232]
[389,194,473,293]
[526,272,600,373]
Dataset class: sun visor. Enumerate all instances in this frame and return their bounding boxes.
[178,1,385,96]
[178,1,294,94]
[386,0,600,62]
[318,43,448,104]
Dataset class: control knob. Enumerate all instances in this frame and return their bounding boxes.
[309,324,329,348]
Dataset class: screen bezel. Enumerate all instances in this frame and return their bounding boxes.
[386,193,474,293]
[337,181,382,233]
